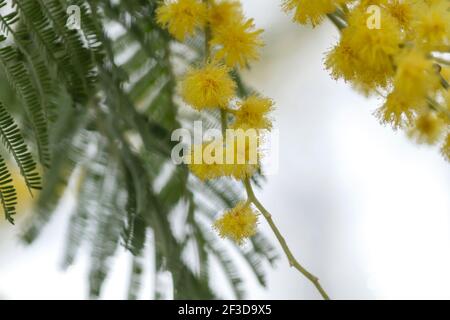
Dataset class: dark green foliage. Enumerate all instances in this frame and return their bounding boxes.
[0,0,277,299]
[0,101,41,191]
[0,154,17,223]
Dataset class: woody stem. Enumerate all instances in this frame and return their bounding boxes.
[243,178,330,300]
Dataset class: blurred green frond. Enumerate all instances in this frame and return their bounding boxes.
[0,0,277,299]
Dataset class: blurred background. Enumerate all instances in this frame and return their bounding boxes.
[0,0,449,299]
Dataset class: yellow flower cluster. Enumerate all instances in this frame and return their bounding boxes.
[187,136,260,180]
[157,0,264,68]
[181,62,236,110]
[232,96,274,130]
[156,0,207,41]
[284,0,450,161]
[283,0,353,26]
[157,0,273,244]
[213,201,258,245]
[211,18,264,68]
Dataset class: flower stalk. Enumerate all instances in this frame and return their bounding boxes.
[243,178,330,300]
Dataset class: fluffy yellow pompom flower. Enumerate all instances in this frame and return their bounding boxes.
[384,0,417,30]
[181,62,236,109]
[376,50,440,129]
[413,1,450,50]
[187,131,260,181]
[408,111,445,144]
[208,0,243,28]
[210,18,264,68]
[326,41,359,77]
[214,201,258,245]
[377,91,415,129]
[156,0,206,41]
[188,146,259,180]
[326,6,402,91]
[349,6,401,85]
[392,50,439,107]
[222,133,260,180]
[441,134,450,162]
[232,96,274,130]
[283,0,351,27]
[187,141,226,180]
[325,40,360,83]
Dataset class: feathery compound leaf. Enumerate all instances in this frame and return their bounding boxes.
[0,101,41,192]
[0,155,17,223]
[10,0,275,299]
[0,46,51,167]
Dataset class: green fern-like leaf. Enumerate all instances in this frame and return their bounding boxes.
[0,101,41,192]
[10,0,277,300]
[0,155,17,223]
